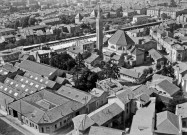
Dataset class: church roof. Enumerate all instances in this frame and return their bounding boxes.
[108,30,135,46]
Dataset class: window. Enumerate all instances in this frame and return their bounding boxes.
[6,80,9,83]
[25,89,28,92]
[15,84,18,87]
[35,85,39,88]
[45,81,48,84]
[30,82,34,86]
[55,124,57,129]
[60,122,62,126]
[35,125,37,129]
[35,77,38,80]
[64,120,66,123]
[20,79,24,82]
[10,82,13,85]
[26,80,28,83]
[46,127,50,131]
[76,111,80,116]
[183,121,187,127]
[0,86,3,89]
[30,76,33,78]
[9,90,12,94]
[21,84,25,88]
[40,79,43,82]
[4,88,7,91]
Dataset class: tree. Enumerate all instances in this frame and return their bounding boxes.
[156,63,161,70]
[28,17,36,26]
[142,69,149,76]
[161,13,168,20]
[75,53,85,69]
[103,61,120,81]
[148,67,153,74]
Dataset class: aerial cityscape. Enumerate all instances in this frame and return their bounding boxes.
[1,0,187,135]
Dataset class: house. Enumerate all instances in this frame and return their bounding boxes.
[154,111,181,135]
[57,85,104,113]
[96,79,124,94]
[123,10,137,17]
[176,102,187,134]
[108,88,134,123]
[149,49,166,65]
[152,74,173,83]
[155,79,180,97]
[85,54,100,69]
[130,97,156,135]
[67,46,84,59]
[0,50,21,64]
[174,62,187,92]
[89,88,108,108]
[147,7,161,17]
[72,103,123,134]
[88,103,123,127]
[75,13,83,24]
[18,60,59,80]
[131,15,151,24]
[88,126,125,135]
[8,89,85,133]
[119,67,141,83]
[130,47,145,66]
[0,28,15,36]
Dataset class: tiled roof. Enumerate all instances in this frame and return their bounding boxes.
[72,114,95,131]
[0,68,9,76]
[120,67,141,79]
[149,49,164,61]
[108,30,134,46]
[18,60,57,78]
[9,89,84,124]
[3,63,18,73]
[130,98,156,135]
[157,80,180,96]
[14,75,46,90]
[152,74,173,83]
[24,71,56,88]
[57,85,94,104]
[4,78,37,95]
[156,111,180,135]
[88,103,123,126]
[131,47,144,56]
[85,54,99,64]
[116,88,134,104]
[0,82,27,100]
[89,126,125,135]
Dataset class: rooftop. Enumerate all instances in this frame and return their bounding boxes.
[88,103,123,126]
[155,111,180,135]
[57,85,94,104]
[9,89,84,124]
[89,126,125,135]
[18,60,57,78]
[130,97,156,135]
[108,30,134,47]
[157,79,180,96]
[120,67,141,79]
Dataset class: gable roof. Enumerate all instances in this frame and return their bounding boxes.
[131,47,144,56]
[88,103,123,126]
[108,30,134,46]
[57,85,94,104]
[85,54,99,64]
[89,126,125,135]
[155,111,180,135]
[18,60,57,78]
[72,114,95,131]
[157,79,180,96]
[149,49,164,61]
[120,67,141,79]
[116,88,134,104]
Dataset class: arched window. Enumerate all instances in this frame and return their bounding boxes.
[110,45,115,49]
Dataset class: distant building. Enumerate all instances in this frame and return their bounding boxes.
[131,15,151,25]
